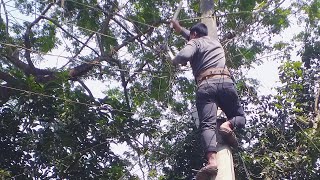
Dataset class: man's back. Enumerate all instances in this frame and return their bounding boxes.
[189,36,226,78]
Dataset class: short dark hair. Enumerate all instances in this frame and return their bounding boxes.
[190,23,208,37]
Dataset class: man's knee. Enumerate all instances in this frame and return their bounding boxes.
[231,116,246,129]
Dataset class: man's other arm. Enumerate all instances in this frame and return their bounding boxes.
[172,40,197,66]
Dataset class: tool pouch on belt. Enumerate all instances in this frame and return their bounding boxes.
[196,67,231,85]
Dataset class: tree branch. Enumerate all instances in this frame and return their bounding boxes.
[315,82,320,115]
[40,15,99,56]
[77,79,95,101]
[1,0,9,35]
[124,62,148,87]
[113,26,155,53]
[313,83,320,134]
[4,50,100,84]
[111,17,134,37]
[112,17,150,50]
[0,70,18,84]
[5,52,54,76]
[68,59,101,80]
[58,32,96,70]
[0,71,22,104]
[0,84,12,104]
[24,2,54,73]
[119,63,131,111]
[97,17,112,56]
[110,26,155,112]
[96,4,115,56]
[73,32,95,59]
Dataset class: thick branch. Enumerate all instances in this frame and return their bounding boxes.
[30,61,101,83]
[0,84,11,104]
[0,72,22,104]
[4,52,30,73]
[0,70,18,84]
[24,2,54,73]
[5,52,53,76]
[4,50,99,84]
[68,59,101,80]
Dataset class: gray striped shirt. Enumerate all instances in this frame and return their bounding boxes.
[173,28,230,83]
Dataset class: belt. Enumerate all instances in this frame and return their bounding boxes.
[196,67,231,85]
[197,74,231,85]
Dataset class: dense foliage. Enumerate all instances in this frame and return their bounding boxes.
[0,0,319,179]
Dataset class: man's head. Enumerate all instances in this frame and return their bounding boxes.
[189,23,208,40]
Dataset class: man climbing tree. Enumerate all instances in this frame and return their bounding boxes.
[170,20,246,179]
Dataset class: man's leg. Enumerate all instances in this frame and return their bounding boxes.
[196,83,219,167]
[201,128,218,167]
[217,82,246,130]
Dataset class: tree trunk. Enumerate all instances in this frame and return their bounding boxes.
[199,0,235,179]
[314,85,320,133]
[200,0,218,40]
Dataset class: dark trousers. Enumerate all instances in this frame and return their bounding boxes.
[196,80,246,153]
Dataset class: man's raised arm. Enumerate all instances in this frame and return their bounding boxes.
[171,20,190,40]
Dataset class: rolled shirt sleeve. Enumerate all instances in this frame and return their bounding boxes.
[172,39,197,65]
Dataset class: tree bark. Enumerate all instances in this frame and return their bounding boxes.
[200,0,218,40]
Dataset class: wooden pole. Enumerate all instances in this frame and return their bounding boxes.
[199,0,236,179]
